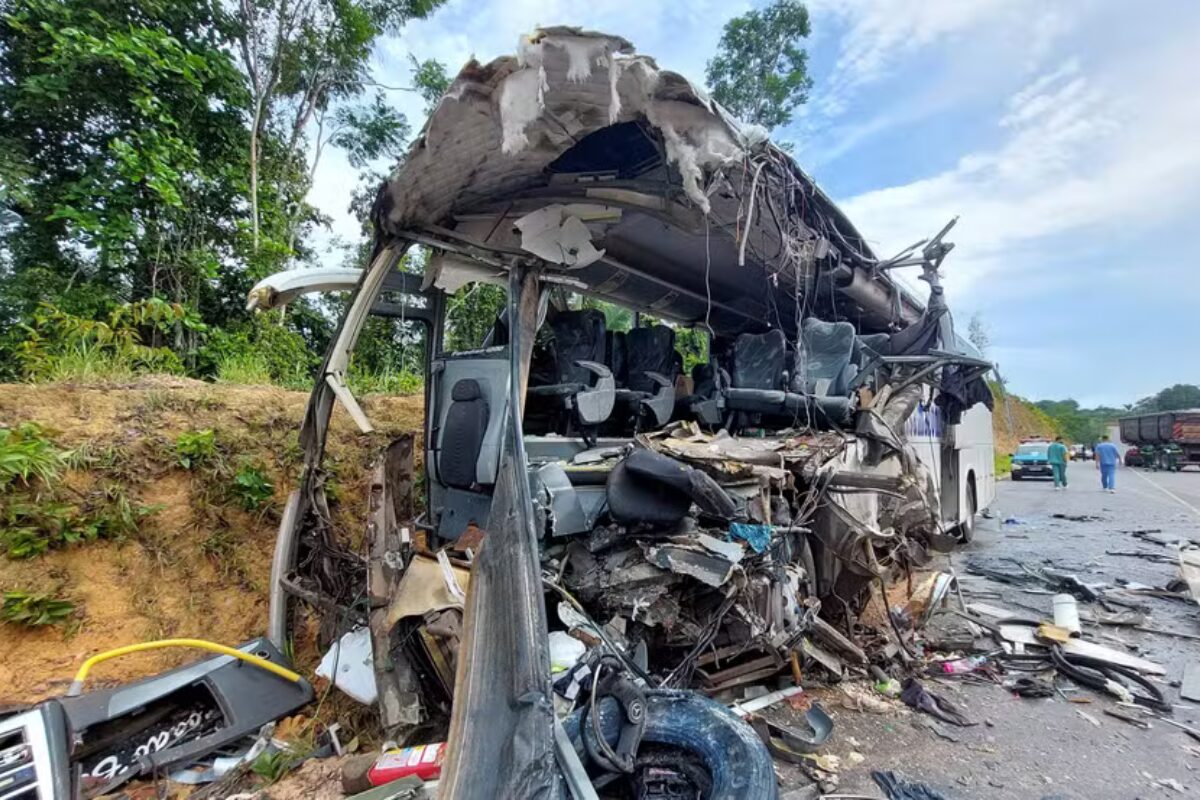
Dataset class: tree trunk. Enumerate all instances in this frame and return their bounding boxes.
[249,102,262,253]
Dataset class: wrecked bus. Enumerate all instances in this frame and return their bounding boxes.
[252,28,996,798]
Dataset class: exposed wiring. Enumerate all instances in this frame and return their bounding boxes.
[738,160,767,268]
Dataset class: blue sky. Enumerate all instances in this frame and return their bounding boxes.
[307,0,1200,407]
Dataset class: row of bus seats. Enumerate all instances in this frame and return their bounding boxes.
[525,310,682,438]
[679,318,889,433]
[524,309,890,438]
[430,310,887,539]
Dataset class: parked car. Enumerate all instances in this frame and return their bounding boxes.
[1011,441,1053,480]
[1125,446,1144,467]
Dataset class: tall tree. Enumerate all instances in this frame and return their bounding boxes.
[706,0,813,130]
[1149,384,1200,412]
[967,313,991,355]
[0,0,250,329]
[231,0,444,258]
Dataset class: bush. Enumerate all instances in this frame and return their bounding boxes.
[232,463,273,510]
[1,591,76,626]
[202,321,316,389]
[995,452,1012,477]
[176,429,216,469]
[14,300,201,382]
[0,485,155,558]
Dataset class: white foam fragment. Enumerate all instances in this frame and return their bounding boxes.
[514,204,606,267]
[543,33,626,123]
[549,34,607,82]
[500,39,548,155]
[607,53,621,124]
[646,100,744,213]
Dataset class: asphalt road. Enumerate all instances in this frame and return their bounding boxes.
[768,465,1200,799]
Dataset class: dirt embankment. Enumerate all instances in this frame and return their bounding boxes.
[0,379,422,704]
[990,385,1061,455]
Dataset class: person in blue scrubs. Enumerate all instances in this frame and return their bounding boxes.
[1094,435,1120,493]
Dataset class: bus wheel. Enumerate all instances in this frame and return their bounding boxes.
[957,479,977,544]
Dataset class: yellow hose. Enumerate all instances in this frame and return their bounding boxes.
[67,638,303,696]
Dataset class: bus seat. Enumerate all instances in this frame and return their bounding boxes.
[724,329,790,416]
[439,379,490,490]
[606,330,627,385]
[725,326,857,430]
[606,448,736,526]
[792,318,856,398]
[613,325,676,430]
[678,361,727,425]
[528,309,615,431]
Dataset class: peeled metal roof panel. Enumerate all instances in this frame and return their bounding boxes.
[371,28,929,334]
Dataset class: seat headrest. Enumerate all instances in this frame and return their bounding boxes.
[451,379,484,402]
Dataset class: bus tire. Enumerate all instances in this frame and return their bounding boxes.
[957,476,977,544]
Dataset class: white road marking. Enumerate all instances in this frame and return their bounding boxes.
[1128,469,1200,519]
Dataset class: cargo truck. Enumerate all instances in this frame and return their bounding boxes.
[1119,410,1200,470]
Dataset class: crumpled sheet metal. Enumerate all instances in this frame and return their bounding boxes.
[373,27,754,233]
[438,451,560,800]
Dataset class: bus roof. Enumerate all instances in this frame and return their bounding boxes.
[370,27,929,339]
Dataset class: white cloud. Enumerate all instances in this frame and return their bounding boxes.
[805,0,1059,120]
[838,17,1200,303]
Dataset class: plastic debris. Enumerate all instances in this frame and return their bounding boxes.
[841,683,902,714]
[316,627,378,705]
[728,522,772,553]
[548,631,587,673]
[938,655,987,675]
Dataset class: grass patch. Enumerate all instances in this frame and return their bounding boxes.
[215,350,276,386]
[0,483,157,558]
[0,422,65,487]
[14,300,197,383]
[2,590,76,627]
[348,364,423,395]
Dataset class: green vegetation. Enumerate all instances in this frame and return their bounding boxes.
[1031,399,1117,446]
[176,429,216,469]
[1131,384,1200,413]
[251,749,300,784]
[0,423,64,486]
[706,0,813,130]
[1,483,155,558]
[1,423,156,558]
[1,590,76,626]
[0,0,448,388]
[995,452,1012,477]
[232,463,274,511]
